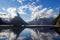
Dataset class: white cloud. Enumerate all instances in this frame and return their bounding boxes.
[7,8,17,14]
[32,2,36,5]
[18,4,42,15]
[30,5,42,12]
[18,9,26,14]
[0,7,18,19]
[18,7,26,14]
[0,12,8,18]
[18,4,57,22]
[30,8,58,21]
[18,4,43,21]
[0,4,58,22]
[2,8,6,11]
[0,12,11,22]
[45,9,58,18]
[0,7,27,21]
[52,14,58,18]
[0,12,5,14]
[46,9,53,14]
[17,0,25,4]
[31,8,47,20]
[16,0,58,22]
[7,8,17,18]
[19,4,42,11]
[44,9,54,18]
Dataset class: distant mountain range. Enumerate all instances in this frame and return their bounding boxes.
[29,17,54,25]
[0,11,56,25]
[28,13,55,25]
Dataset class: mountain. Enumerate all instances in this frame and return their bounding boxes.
[9,13,28,25]
[29,17,54,25]
[0,13,28,25]
[0,18,7,25]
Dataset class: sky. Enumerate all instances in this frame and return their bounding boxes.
[0,0,60,22]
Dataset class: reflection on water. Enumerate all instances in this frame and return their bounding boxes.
[0,28,60,40]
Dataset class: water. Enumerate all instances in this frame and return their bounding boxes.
[53,36,60,40]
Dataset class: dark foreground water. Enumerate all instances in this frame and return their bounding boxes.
[53,36,60,40]
[0,37,60,40]
[0,28,60,40]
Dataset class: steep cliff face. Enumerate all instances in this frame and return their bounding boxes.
[0,18,7,25]
[52,12,60,25]
[10,13,28,25]
[52,11,60,35]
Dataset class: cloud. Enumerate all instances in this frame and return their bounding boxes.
[46,9,53,14]
[32,2,36,5]
[2,8,6,11]
[0,12,11,22]
[18,4,57,22]
[44,9,54,18]
[0,12,5,14]
[30,5,42,12]
[0,7,27,21]
[0,12,8,18]
[0,4,58,22]
[18,4,42,14]
[0,7,18,19]
[52,14,58,18]
[18,7,26,14]
[18,9,26,14]
[17,0,25,4]
[30,8,58,21]
[7,8,17,14]
[44,9,58,18]
[7,8,17,18]
[18,4,43,22]
[31,8,47,20]
[0,7,18,21]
